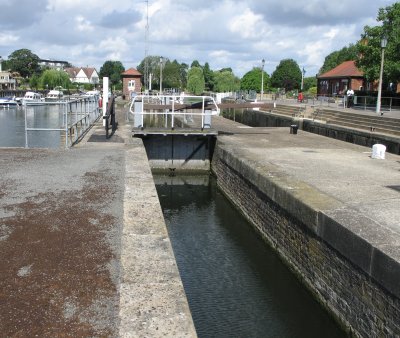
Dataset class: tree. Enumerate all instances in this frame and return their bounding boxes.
[8,49,40,78]
[99,60,125,87]
[39,69,71,90]
[240,67,270,92]
[179,63,189,89]
[319,45,358,74]
[355,2,400,85]
[187,67,205,95]
[214,70,240,92]
[163,60,184,89]
[190,60,201,68]
[270,59,302,92]
[203,62,215,91]
[303,77,317,92]
[29,74,40,90]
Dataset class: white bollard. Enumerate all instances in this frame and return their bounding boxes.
[371,144,386,159]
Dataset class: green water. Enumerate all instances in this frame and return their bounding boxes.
[155,175,346,338]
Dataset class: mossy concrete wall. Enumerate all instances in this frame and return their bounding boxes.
[212,139,400,337]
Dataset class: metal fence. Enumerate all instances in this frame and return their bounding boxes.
[24,96,101,148]
[128,94,220,130]
[296,94,400,112]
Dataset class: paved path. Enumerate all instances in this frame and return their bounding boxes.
[0,102,196,337]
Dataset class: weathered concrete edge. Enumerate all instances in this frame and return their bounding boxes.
[214,142,400,299]
[302,119,400,155]
[118,138,197,337]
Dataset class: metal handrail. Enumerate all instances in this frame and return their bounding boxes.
[103,96,118,138]
[128,94,220,129]
[24,96,101,148]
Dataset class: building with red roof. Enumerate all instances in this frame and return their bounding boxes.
[121,68,142,99]
[317,60,368,96]
[65,67,99,85]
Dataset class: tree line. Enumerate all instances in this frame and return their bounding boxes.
[2,2,399,95]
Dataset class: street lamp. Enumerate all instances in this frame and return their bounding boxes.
[301,67,306,91]
[261,59,265,101]
[159,56,163,94]
[376,36,387,115]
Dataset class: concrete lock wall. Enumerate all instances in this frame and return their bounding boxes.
[302,120,400,155]
[211,141,400,337]
[140,134,215,172]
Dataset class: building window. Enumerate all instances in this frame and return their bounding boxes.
[128,80,136,89]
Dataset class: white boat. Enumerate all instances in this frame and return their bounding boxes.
[82,90,100,98]
[45,87,64,102]
[21,91,44,106]
[0,96,19,108]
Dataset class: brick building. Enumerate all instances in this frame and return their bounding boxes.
[121,68,142,99]
[317,61,367,96]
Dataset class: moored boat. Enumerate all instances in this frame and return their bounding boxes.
[21,91,45,106]
[45,87,64,102]
[0,96,20,108]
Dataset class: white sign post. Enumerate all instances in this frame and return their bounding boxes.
[102,77,109,126]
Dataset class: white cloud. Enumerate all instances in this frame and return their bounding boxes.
[75,16,94,32]
[0,0,395,77]
[0,33,19,46]
[228,8,268,39]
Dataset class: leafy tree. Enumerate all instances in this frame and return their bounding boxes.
[187,66,205,95]
[39,69,71,89]
[29,74,40,90]
[8,49,40,78]
[137,56,170,89]
[303,77,317,91]
[319,45,358,74]
[179,63,189,89]
[214,70,240,92]
[270,59,302,92]
[0,59,11,71]
[356,2,400,85]
[163,60,184,89]
[203,62,215,91]
[240,67,270,92]
[190,60,201,68]
[99,60,125,86]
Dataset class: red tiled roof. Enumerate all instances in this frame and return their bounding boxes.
[82,67,96,78]
[122,68,142,76]
[318,61,363,78]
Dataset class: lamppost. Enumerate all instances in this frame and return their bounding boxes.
[159,56,163,94]
[261,59,265,101]
[376,36,387,115]
[301,67,306,91]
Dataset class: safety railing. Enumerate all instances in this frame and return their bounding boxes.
[24,96,101,148]
[103,95,118,138]
[128,94,220,130]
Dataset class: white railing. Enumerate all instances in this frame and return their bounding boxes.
[128,94,220,130]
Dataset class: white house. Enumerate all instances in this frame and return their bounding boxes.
[0,71,17,90]
[39,59,69,71]
[64,67,99,85]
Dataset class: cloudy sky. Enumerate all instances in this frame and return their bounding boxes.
[0,0,395,78]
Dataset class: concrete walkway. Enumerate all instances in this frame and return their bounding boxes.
[0,101,197,337]
[211,115,400,298]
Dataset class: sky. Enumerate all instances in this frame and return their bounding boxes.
[0,0,396,78]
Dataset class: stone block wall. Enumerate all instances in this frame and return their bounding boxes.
[212,143,400,337]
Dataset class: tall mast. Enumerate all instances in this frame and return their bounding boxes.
[144,0,149,91]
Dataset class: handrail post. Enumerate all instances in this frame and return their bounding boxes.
[201,97,205,129]
[171,96,175,129]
